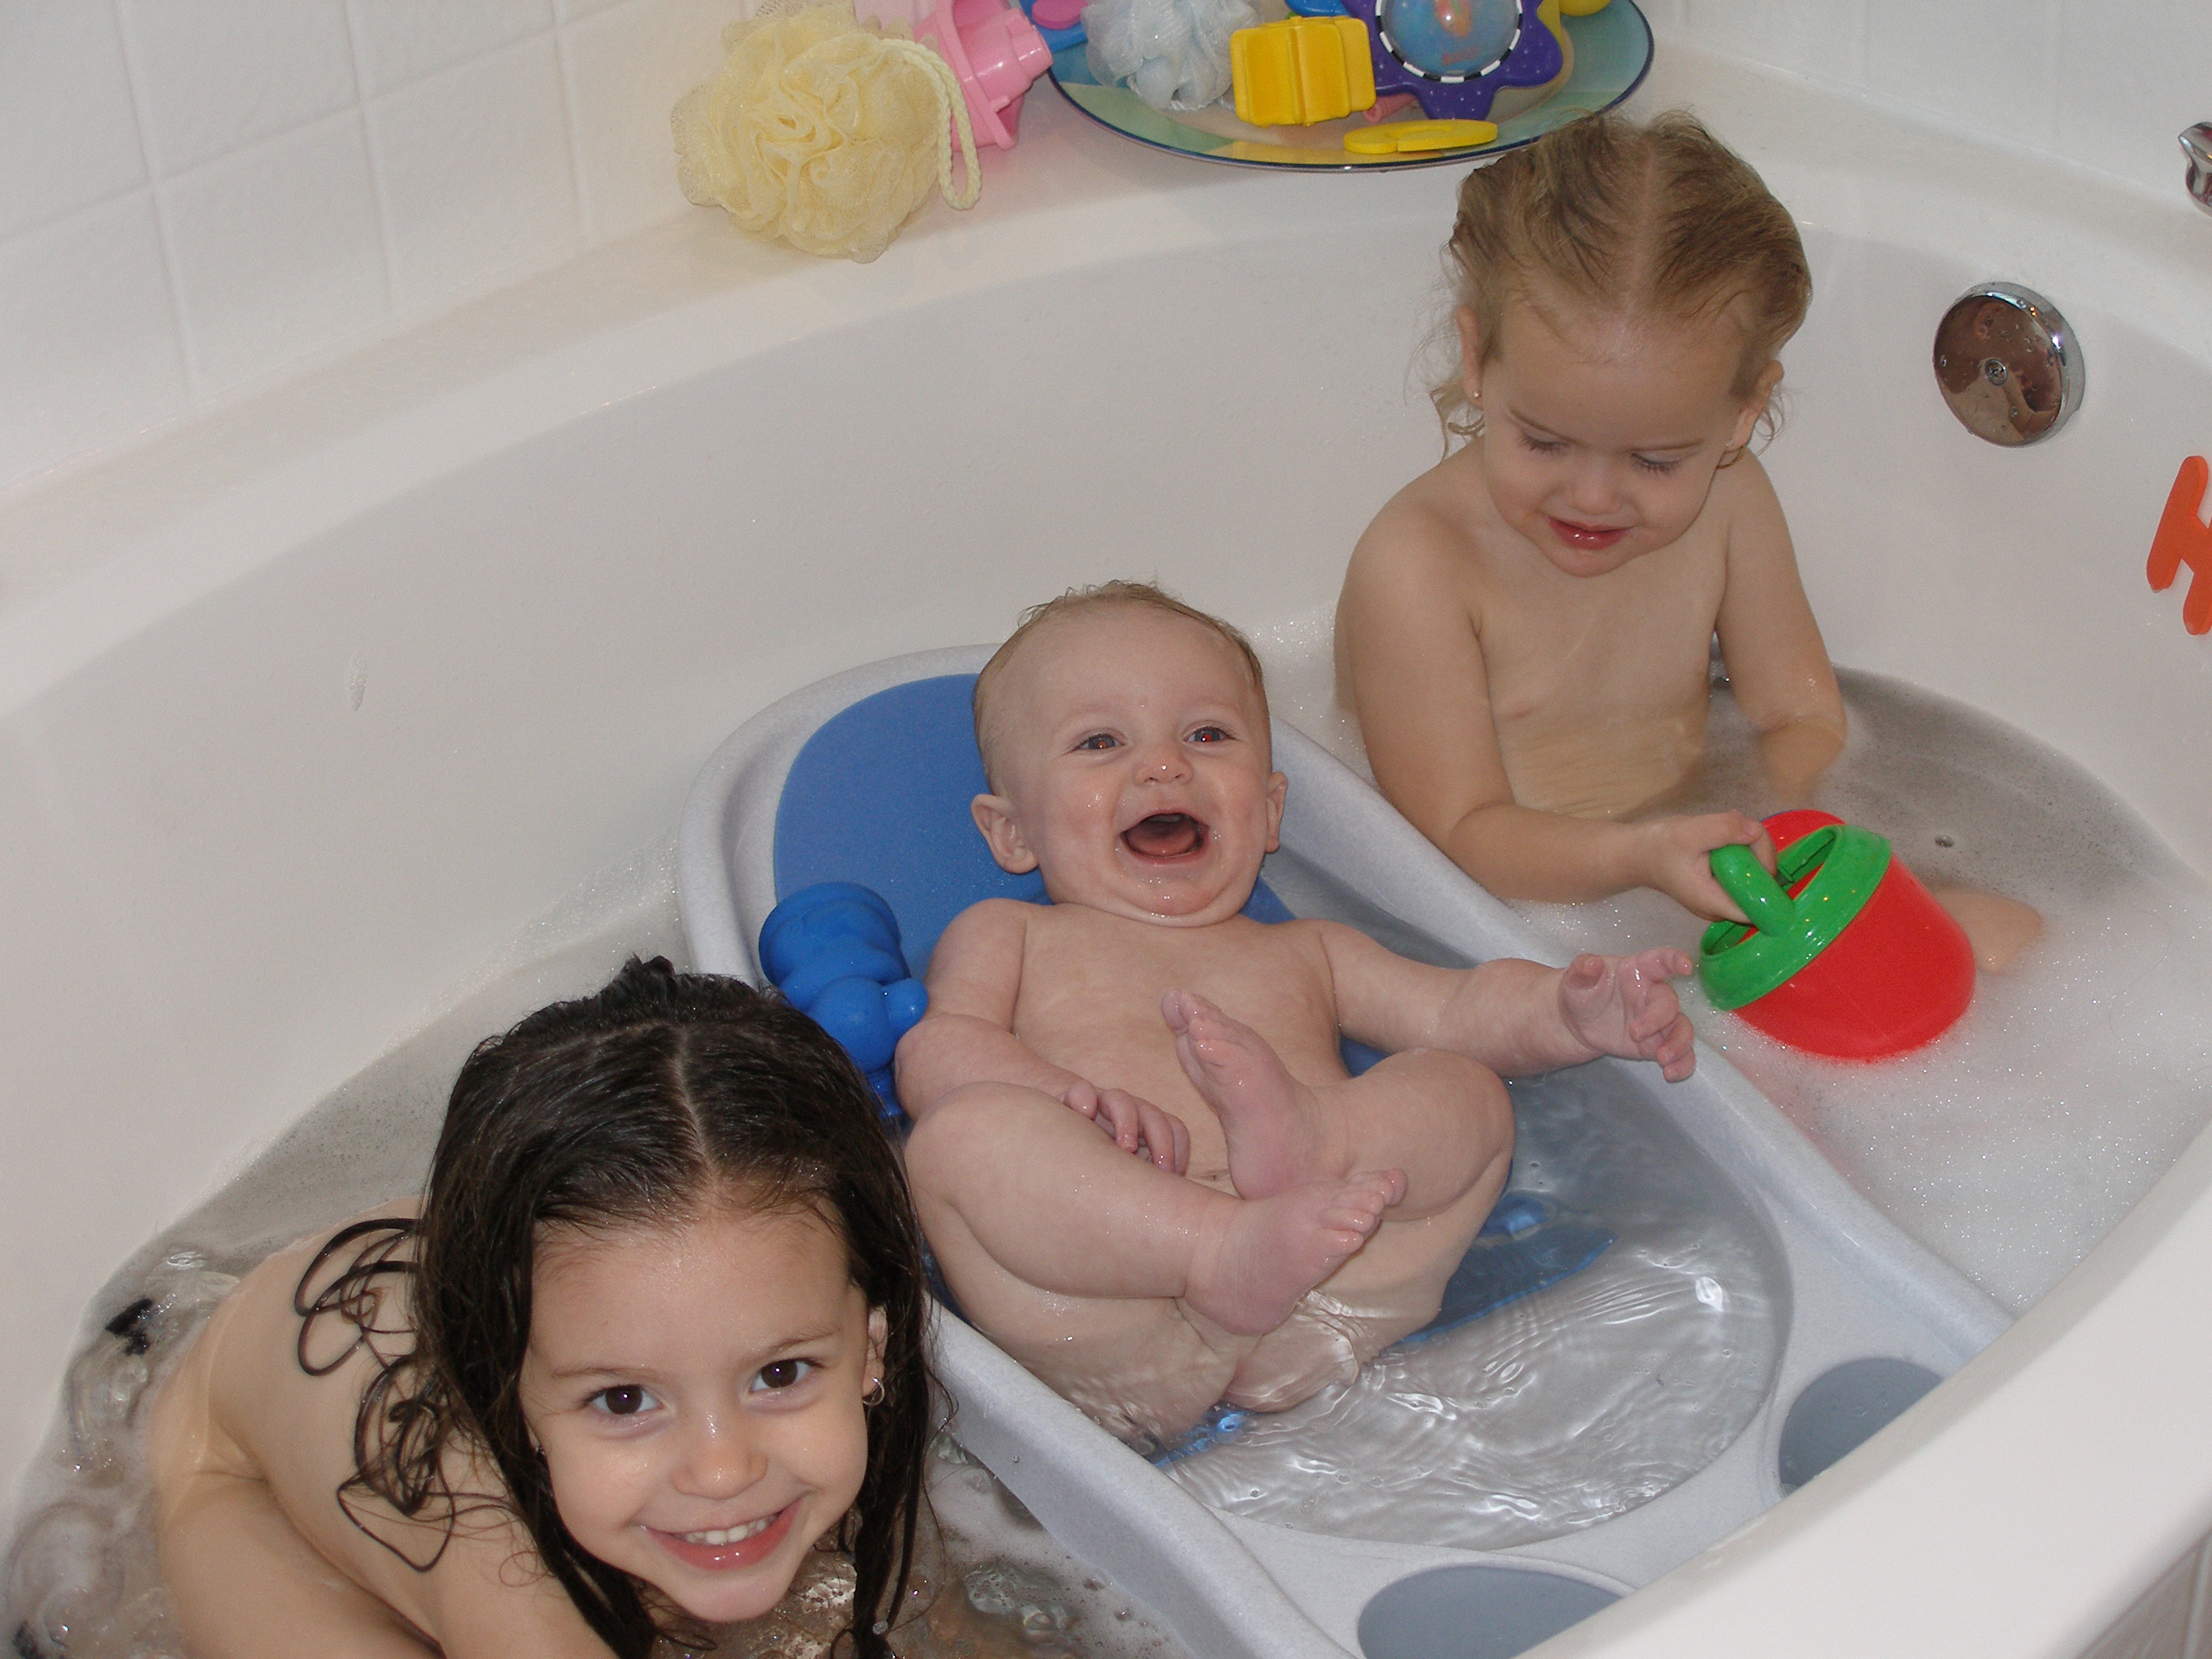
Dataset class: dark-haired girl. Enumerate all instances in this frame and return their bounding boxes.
[147,958,932,1658]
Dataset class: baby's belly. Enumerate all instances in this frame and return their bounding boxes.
[1500,710,1706,820]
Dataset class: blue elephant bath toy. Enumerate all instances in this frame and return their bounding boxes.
[760,881,930,1118]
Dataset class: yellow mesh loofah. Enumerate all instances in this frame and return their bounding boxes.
[673,0,980,264]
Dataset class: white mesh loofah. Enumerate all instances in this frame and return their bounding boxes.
[1082,0,1256,111]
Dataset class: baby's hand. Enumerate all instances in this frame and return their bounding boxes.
[1558,949,1697,1082]
[1059,1080,1191,1174]
[1637,813,1775,922]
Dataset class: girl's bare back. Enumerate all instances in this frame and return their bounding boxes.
[147,1213,608,1659]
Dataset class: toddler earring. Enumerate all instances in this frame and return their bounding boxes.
[860,1377,886,1408]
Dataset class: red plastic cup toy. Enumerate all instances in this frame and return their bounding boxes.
[1696,810,1976,1060]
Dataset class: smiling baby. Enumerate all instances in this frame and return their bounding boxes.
[894,583,1696,1445]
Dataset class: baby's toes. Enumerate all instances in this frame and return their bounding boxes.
[1351,1168,1407,1215]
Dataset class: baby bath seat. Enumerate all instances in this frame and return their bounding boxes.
[676,645,2009,1659]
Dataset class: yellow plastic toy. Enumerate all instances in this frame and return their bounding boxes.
[1343,117,1497,154]
[1231,16,1375,127]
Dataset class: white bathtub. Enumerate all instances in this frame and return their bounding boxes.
[6,38,2212,1658]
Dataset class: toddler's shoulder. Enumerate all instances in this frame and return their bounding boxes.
[1354,462,1485,570]
[1709,446,1786,523]
[1346,452,1501,623]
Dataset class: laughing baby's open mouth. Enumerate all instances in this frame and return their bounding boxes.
[1123,813,1207,859]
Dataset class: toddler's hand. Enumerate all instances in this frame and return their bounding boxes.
[1637,812,1775,922]
[1059,1080,1191,1174]
[1558,949,1697,1082]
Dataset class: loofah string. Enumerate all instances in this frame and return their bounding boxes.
[876,36,981,211]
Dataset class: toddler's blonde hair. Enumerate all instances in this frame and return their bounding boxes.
[1436,110,1811,440]
[974,581,1270,788]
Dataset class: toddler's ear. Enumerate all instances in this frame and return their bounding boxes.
[1730,359,1786,451]
[1263,772,1288,853]
[971,793,1039,874]
[1455,305,1485,403]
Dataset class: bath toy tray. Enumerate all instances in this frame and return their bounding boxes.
[677,644,2009,1658]
[1048,0,1649,170]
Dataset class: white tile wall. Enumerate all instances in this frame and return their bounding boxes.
[1645,0,2212,201]
[0,0,732,495]
[4,0,2209,496]
[5,0,2207,497]
[365,35,580,311]
[0,4,148,242]
[161,112,390,390]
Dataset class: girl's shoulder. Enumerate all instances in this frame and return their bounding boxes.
[1707,445,1785,521]
[1349,446,1496,590]
[1704,447,1797,574]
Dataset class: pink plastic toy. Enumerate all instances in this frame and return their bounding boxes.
[857,0,1053,147]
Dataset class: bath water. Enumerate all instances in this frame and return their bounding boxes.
[2,845,1187,1659]
[1161,1058,1782,1550]
[22,621,2211,1636]
[1257,611,2212,1315]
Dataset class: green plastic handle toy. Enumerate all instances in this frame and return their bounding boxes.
[1709,843,1796,935]
[1697,824,1894,1011]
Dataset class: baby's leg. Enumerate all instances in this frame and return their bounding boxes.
[1163,991,1513,1217]
[1933,886,2044,973]
[905,1083,1403,1339]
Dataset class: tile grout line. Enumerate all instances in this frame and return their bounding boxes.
[341,0,405,318]
[553,15,598,245]
[109,0,204,402]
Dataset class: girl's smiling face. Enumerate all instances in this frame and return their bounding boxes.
[517,1203,885,1627]
[1459,293,1783,578]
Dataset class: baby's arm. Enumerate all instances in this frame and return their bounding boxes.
[1319,922,1696,1083]
[1340,513,1770,919]
[1712,455,1846,806]
[894,900,1188,1170]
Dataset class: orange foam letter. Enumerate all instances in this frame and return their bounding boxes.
[2147,455,2212,635]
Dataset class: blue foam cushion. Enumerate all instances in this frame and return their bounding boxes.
[773,674,1295,971]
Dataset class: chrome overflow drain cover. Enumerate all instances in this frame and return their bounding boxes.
[1933,282,2082,446]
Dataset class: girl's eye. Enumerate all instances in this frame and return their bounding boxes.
[1075,733,1120,752]
[1518,432,1568,455]
[1632,454,1683,475]
[752,1359,816,1393]
[592,1385,660,1417]
[1187,726,1231,745]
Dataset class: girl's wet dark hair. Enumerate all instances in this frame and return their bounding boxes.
[335,957,930,1659]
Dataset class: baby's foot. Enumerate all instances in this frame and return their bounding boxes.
[1161,989,1342,1200]
[1185,1169,1406,1336]
[1933,888,2045,974]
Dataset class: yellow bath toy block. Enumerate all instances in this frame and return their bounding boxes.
[1343,117,1498,155]
[1231,16,1376,127]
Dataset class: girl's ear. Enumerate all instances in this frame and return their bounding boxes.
[866,1306,888,1386]
[1455,305,1485,405]
[1729,359,1786,451]
[971,793,1039,874]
